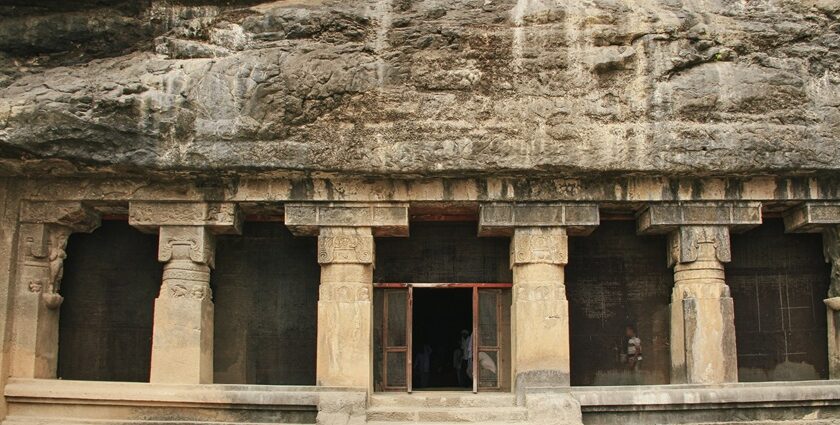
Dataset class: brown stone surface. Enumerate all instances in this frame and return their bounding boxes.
[0,1,839,178]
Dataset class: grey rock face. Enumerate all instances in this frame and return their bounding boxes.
[0,0,838,177]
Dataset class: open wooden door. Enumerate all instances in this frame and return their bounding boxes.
[475,288,511,391]
[375,288,412,392]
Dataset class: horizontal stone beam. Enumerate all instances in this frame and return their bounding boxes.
[20,201,100,232]
[783,202,840,233]
[478,203,600,236]
[637,202,762,235]
[129,202,242,234]
[284,203,409,237]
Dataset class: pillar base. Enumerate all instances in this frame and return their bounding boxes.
[150,296,214,384]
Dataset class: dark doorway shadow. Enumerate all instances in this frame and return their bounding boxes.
[412,288,472,390]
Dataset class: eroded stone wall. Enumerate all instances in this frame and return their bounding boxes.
[0,1,838,177]
[728,219,831,382]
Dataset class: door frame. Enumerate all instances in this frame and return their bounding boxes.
[374,282,512,393]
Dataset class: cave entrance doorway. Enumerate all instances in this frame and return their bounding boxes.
[374,283,511,393]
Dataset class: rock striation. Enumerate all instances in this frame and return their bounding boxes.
[0,0,838,177]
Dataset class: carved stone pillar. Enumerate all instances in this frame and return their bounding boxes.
[129,202,241,384]
[285,203,408,389]
[479,203,599,392]
[784,202,840,379]
[10,201,100,378]
[638,202,761,384]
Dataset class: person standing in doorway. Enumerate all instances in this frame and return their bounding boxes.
[625,325,642,371]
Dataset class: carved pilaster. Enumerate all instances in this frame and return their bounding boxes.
[11,202,100,379]
[823,225,840,300]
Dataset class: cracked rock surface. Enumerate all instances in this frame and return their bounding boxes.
[0,0,838,177]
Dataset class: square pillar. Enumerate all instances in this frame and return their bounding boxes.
[285,202,409,390]
[316,226,374,387]
[10,202,99,379]
[130,202,241,384]
[480,203,599,392]
[638,202,761,384]
[784,202,840,379]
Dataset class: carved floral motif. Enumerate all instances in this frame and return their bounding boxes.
[510,230,568,266]
[318,234,374,264]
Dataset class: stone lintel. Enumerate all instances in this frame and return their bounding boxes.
[284,202,409,237]
[129,202,242,235]
[478,203,600,237]
[783,202,840,233]
[637,202,762,235]
[20,201,100,233]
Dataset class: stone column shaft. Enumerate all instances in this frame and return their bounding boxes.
[668,226,737,384]
[316,227,374,387]
[639,202,760,384]
[150,225,215,384]
[284,202,409,391]
[511,227,571,389]
[10,202,99,379]
[130,201,241,385]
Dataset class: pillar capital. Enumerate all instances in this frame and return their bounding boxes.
[637,202,762,267]
[128,201,242,235]
[284,202,408,237]
[478,202,600,237]
[318,227,374,265]
[510,227,568,267]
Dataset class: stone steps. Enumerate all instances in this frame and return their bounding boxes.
[367,406,527,423]
[367,393,525,423]
[370,392,517,408]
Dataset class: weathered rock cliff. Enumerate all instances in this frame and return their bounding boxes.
[0,0,838,177]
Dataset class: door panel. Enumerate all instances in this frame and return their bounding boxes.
[377,288,411,391]
[477,288,511,391]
